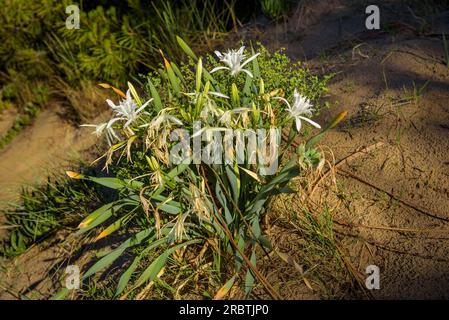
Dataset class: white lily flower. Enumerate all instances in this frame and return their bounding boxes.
[106,89,152,128]
[81,122,119,146]
[151,114,183,128]
[274,89,321,132]
[140,113,183,130]
[210,46,260,78]
[81,90,152,145]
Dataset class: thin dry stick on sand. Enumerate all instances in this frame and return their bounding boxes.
[302,139,449,223]
[309,141,385,197]
[338,169,449,223]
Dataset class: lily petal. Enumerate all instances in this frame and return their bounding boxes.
[106,99,118,109]
[272,96,291,109]
[295,118,302,132]
[136,98,153,114]
[241,68,254,78]
[209,91,230,99]
[210,66,229,74]
[298,116,321,129]
[214,51,224,59]
[240,52,260,68]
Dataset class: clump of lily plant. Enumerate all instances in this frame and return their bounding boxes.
[56,37,344,299]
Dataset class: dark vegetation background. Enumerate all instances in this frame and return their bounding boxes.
[0,0,291,256]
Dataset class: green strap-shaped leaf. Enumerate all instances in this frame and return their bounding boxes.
[115,253,143,297]
[82,228,154,280]
[156,200,182,215]
[83,245,127,279]
[87,176,126,190]
[231,83,240,107]
[125,179,145,190]
[235,231,245,271]
[247,160,299,215]
[127,82,142,106]
[163,57,180,96]
[95,214,131,240]
[166,162,190,179]
[134,239,201,289]
[176,36,197,60]
[215,180,233,226]
[225,165,240,205]
[171,61,184,83]
[196,58,203,93]
[78,202,114,226]
[76,205,123,235]
[244,249,257,296]
[147,79,162,111]
[115,237,167,297]
[251,217,261,240]
[141,192,182,215]
[214,275,236,300]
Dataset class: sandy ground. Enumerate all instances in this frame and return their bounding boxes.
[0,106,105,242]
[1,0,449,300]
[249,0,449,299]
[0,108,97,204]
[315,42,449,299]
[0,106,107,298]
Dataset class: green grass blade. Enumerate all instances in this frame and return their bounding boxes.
[134,239,201,289]
[244,250,257,296]
[176,36,198,60]
[82,229,155,280]
[147,79,163,111]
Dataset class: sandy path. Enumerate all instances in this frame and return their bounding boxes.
[254,0,449,299]
[0,106,108,244]
[315,42,449,298]
[1,111,80,201]
[0,107,107,205]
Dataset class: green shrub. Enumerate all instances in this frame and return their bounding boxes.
[260,0,288,21]
[52,40,340,299]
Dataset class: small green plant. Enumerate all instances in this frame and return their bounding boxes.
[260,0,287,21]
[412,80,429,104]
[0,176,100,256]
[52,39,341,299]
